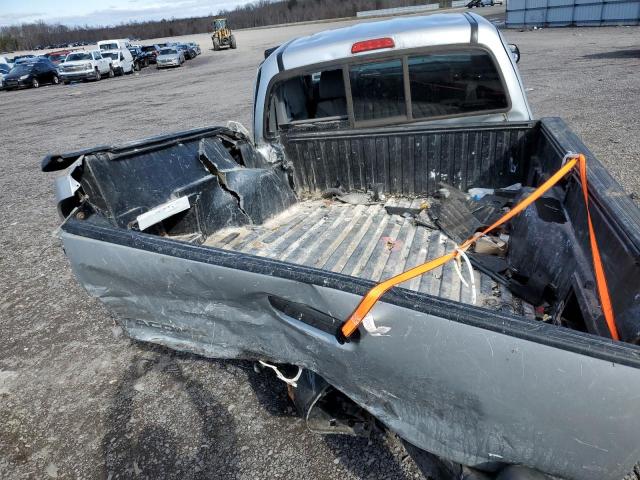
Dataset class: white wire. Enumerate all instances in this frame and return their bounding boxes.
[453,246,477,305]
[258,361,302,387]
[453,255,468,288]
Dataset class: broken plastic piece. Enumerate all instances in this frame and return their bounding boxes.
[322,187,378,205]
[474,236,507,256]
[414,210,438,229]
[502,182,523,191]
[336,192,378,205]
[468,187,494,200]
[136,196,190,231]
[436,188,450,199]
[430,184,482,243]
[384,205,423,216]
[225,120,251,139]
[471,194,512,226]
[199,137,241,173]
[321,187,346,199]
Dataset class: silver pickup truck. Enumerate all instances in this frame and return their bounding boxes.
[43,13,640,480]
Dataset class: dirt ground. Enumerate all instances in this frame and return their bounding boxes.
[1,9,639,480]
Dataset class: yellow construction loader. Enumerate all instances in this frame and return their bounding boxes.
[211,18,237,51]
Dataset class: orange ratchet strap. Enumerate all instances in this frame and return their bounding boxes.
[339,154,620,341]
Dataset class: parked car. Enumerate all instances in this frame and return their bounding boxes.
[155,47,185,68]
[45,50,75,72]
[175,43,195,60]
[140,45,161,64]
[13,55,36,65]
[0,63,10,89]
[187,42,201,56]
[99,48,134,76]
[45,51,70,66]
[12,54,36,64]
[3,58,59,89]
[467,0,496,7]
[58,50,113,83]
[127,46,150,70]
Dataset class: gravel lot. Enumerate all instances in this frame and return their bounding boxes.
[1,10,639,480]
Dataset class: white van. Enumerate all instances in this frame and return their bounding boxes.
[97,39,131,51]
[98,39,134,75]
[99,48,134,75]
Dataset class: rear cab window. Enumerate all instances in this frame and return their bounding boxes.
[408,51,508,118]
[265,48,509,137]
[350,59,405,122]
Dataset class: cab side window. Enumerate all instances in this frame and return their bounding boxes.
[93,53,102,60]
[267,68,347,135]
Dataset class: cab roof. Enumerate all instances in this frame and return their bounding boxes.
[279,13,489,71]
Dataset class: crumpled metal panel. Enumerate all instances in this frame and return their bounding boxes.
[198,137,297,225]
[61,230,640,480]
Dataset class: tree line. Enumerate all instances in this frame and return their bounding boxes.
[0,0,436,52]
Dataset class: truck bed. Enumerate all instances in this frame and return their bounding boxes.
[47,121,640,480]
[45,120,640,342]
[204,198,532,316]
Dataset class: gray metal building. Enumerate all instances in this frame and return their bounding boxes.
[506,0,640,26]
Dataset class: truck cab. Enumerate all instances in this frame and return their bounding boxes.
[254,13,531,148]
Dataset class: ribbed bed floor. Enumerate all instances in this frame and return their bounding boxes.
[203,198,532,316]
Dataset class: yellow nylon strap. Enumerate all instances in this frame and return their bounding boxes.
[340,156,581,339]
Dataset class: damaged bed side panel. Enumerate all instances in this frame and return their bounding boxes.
[60,230,640,480]
[78,132,296,238]
[198,137,297,224]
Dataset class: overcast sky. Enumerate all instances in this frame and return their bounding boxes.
[0,0,252,27]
